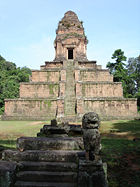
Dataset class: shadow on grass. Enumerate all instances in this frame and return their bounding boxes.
[112,120,140,133]
[102,120,140,139]
[101,138,140,187]
[0,139,16,149]
[101,138,140,159]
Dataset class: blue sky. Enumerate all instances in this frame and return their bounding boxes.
[0,0,140,69]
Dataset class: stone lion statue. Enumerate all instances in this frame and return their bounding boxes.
[82,112,101,161]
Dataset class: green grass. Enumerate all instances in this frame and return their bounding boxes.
[100,120,140,138]
[101,138,140,187]
[0,120,140,186]
[0,121,45,148]
[100,120,140,187]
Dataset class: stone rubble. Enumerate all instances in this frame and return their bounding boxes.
[1,113,108,187]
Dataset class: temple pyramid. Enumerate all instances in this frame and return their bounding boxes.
[3,11,138,121]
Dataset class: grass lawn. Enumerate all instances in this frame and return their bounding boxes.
[100,120,140,187]
[0,119,140,186]
[0,121,45,148]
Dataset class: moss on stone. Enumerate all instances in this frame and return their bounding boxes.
[48,84,55,95]
[46,72,51,81]
[62,32,84,41]
[44,100,52,108]
[48,84,58,95]
[82,84,85,96]
[40,101,42,111]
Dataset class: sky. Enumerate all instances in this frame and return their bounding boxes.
[0,0,140,69]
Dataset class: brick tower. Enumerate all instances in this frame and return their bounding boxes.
[54,11,87,61]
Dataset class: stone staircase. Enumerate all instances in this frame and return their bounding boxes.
[64,60,76,119]
[1,119,108,187]
[7,141,81,187]
[3,123,83,187]
[15,160,78,187]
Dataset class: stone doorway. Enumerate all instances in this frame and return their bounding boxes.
[68,48,73,59]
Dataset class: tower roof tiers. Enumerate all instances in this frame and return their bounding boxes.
[54,11,88,61]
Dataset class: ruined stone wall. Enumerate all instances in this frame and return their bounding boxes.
[78,62,97,69]
[79,70,113,82]
[41,62,63,69]
[3,98,137,121]
[31,68,113,83]
[3,60,138,121]
[76,82,123,98]
[20,83,59,98]
[31,71,60,82]
[3,99,64,120]
[77,98,138,120]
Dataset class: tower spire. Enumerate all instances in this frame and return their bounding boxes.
[54,11,88,61]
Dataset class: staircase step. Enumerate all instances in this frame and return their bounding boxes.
[3,150,83,162]
[16,171,77,182]
[18,161,78,172]
[15,181,77,187]
[64,60,76,117]
[17,137,80,151]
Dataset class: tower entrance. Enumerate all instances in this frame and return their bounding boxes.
[68,48,73,59]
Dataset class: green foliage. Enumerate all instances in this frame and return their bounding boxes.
[135,89,140,111]
[80,20,83,25]
[127,56,140,92]
[0,55,31,114]
[100,120,140,187]
[127,56,140,108]
[107,50,140,109]
[101,138,140,187]
[85,35,89,44]
[106,49,127,81]
[106,49,128,96]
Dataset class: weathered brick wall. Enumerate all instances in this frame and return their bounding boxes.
[45,62,63,69]
[40,63,63,69]
[3,99,59,120]
[20,83,59,98]
[59,82,65,97]
[75,70,80,81]
[77,98,138,120]
[31,71,60,82]
[2,59,138,121]
[78,62,97,69]
[79,70,113,82]
[3,98,137,120]
[76,82,123,98]
[57,99,64,118]
[60,70,66,81]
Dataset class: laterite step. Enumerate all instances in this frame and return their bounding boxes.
[16,171,77,182]
[17,137,80,151]
[3,150,83,162]
[14,181,77,187]
[18,161,78,172]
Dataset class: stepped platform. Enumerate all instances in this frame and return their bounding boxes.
[3,150,83,162]
[18,161,78,172]
[17,137,82,151]
[1,116,108,187]
[14,181,77,187]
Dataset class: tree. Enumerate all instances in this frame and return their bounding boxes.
[127,56,140,93]
[127,56,140,109]
[107,51,140,110]
[0,55,31,114]
[106,49,128,96]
